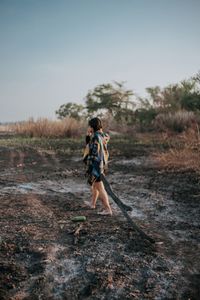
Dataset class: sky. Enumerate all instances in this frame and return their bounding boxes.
[0,0,200,122]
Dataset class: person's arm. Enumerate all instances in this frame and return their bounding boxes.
[83,129,92,164]
[85,128,92,145]
[85,135,91,144]
[88,135,101,179]
[83,134,91,164]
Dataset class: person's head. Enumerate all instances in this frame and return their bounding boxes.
[88,117,102,132]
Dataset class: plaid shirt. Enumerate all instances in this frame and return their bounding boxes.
[83,131,110,180]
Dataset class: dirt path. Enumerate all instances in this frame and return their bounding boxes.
[0,145,199,299]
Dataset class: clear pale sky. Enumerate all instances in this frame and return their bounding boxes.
[0,0,200,122]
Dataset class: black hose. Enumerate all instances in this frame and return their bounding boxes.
[101,174,155,244]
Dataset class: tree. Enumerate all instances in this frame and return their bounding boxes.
[181,72,200,111]
[85,82,135,122]
[56,102,85,120]
[145,86,162,108]
[143,77,199,113]
[181,93,200,111]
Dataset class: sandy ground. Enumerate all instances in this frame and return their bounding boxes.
[0,139,200,299]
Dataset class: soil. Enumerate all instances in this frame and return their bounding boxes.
[0,135,199,299]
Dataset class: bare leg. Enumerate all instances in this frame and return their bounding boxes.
[91,185,99,208]
[94,181,112,215]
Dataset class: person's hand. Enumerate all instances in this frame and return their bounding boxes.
[86,127,92,136]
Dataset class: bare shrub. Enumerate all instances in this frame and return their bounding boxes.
[154,110,197,133]
[10,118,84,138]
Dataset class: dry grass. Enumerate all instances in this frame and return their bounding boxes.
[9,118,85,138]
[154,110,197,133]
[155,126,200,173]
[0,124,11,132]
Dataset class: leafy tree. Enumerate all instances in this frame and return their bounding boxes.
[56,102,85,120]
[180,73,200,111]
[145,86,162,108]
[85,82,135,122]
[144,78,199,112]
[181,93,200,111]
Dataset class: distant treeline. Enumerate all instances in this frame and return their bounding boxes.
[56,72,200,133]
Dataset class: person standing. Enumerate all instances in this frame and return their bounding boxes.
[83,117,112,215]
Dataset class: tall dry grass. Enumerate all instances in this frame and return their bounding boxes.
[10,118,85,138]
[155,125,200,173]
[0,124,10,132]
[154,110,197,133]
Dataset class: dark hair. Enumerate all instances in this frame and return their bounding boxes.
[88,117,102,132]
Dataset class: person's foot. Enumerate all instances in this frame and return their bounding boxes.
[98,210,112,216]
[84,200,96,209]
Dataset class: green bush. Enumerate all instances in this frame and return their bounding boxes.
[134,108,157,131]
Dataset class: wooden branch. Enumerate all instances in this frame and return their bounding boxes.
[73,223,83,245]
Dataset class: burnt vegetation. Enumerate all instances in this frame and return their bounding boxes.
[0,73,200,299]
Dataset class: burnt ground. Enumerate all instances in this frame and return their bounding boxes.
[0,136,200,299]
